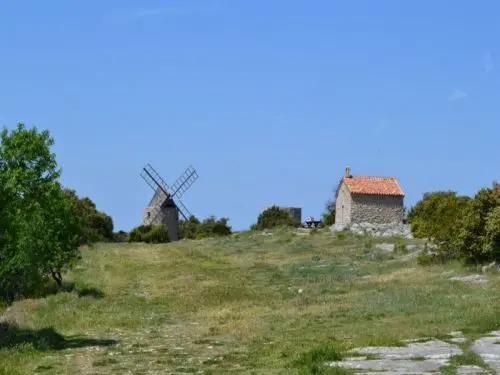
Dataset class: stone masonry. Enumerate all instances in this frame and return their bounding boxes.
[335,167,405,226]
[351,194,404,225]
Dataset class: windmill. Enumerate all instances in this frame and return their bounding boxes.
[140,163,198,241]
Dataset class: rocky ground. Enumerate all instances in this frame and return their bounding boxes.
[328,330,500,374]
[331,222,414,239]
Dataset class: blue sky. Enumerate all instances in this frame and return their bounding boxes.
[1,0,499,231]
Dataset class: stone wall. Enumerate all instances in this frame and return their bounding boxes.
[351,194,404,225]
[335,183,353,225]
[281,207,302,226]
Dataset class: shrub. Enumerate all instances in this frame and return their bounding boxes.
[363,237,373,251]
[408,191,470,262]
[484,207,500,260]
[453,188,500,263]
[335,231,347,240]
[408,191,470,243]
[252,206,296,230]
[393,240,407,254]
[179,215,201,239]
[112,231,128,243]
[64,190,114,244]
[128,225,170,244]
[196,216,232,238]
[322,198,336,226]
[179,215,232,240]
[148,225,170,243]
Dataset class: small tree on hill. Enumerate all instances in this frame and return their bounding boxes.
[453,188,500,263]
[195,216,232,238]
[179,215,232,239]
[253,206,296,230]
[0,123,83,301]
[64,190,114,245]
[128,225,170,244]
[322,198,336,226]
[179,215,201,240]
[407,191,470,248]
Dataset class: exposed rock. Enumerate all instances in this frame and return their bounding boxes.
[328,339,462,374]
[448,331,467,344]
[450,275,488,285]
[349,339,462,360]
[328,358,447,374]
[375,243,395,252]
[399,250,422,262]
[331,222,413,239]
[481,261,500,273]
[456,365,485,375]
[450,337,467,344]
[470,330,500,372]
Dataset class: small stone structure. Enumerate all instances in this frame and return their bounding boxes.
[335,167,405,226]
[281,207,302,226]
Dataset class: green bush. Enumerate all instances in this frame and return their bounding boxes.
[393,240,407,254]
[453,188,500,263]
[408,191,470,262]
[179,215,232,240]
[64,190,114,244]
[408,191,470,243]
[412,187,500,265]
[179,215,201,239]
[148,225,170,243]
[252,206,296,230]
[335,231,347,240]
[112,231,128,243]
[128,225,170,244]
[322,197,336,226]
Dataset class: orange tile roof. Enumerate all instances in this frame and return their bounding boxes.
[342,176,404,196]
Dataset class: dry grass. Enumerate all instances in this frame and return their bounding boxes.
[1,228,500,374]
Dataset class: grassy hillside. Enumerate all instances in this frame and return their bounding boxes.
[1,229,500,374]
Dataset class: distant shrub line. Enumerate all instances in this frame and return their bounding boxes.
[126,215,232,244]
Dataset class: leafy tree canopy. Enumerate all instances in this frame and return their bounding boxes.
[252,206,296,230]
[0,123,83,302]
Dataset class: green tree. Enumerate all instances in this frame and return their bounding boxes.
[64,189,114,244]
[408,191,470,245]
[195,216,232,238]
[484,206,500,261]
[179,215,201,240]
[322,198,336,226]
[253,206,296,230]
[453,188,500,263]
[0,123,83,301]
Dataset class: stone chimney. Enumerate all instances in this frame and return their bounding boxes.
[345,166,351,178]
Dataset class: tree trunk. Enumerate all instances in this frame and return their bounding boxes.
[51,270,62,287]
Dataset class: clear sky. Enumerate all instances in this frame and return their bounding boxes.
[1,0,499,232]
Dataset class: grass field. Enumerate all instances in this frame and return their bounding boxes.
[1,228,499,374]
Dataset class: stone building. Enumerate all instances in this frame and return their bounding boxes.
[335,167,405,226]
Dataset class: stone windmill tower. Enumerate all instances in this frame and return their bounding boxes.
[140,163,198,241]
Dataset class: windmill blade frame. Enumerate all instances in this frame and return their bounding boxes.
[169,165,199,200]
[140,163,171,198]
